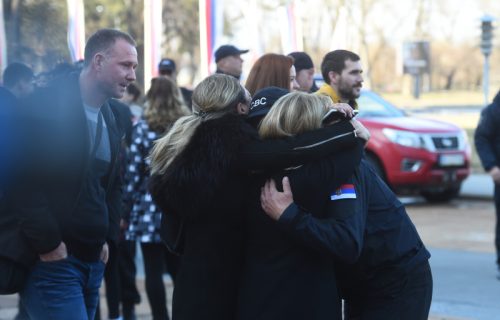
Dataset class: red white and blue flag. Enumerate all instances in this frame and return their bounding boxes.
[279,2,303,54]
[144,0,163,91]
[331,184,357,201]
[199,0,223,78]
[66,0,85,62]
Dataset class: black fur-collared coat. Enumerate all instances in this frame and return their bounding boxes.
[150,113,256,320]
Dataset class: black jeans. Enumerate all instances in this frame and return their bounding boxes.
[141,242,179,320]
[96,240,140,320]
[344,261,433,320]
[494,184,500,267]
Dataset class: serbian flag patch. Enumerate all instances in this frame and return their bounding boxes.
[330,184,357,200]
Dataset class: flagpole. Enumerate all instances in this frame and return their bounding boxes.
[0,0,8,73]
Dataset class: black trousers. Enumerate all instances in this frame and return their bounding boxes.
[141,242,179,320]
[344,261,433,320]
[96,240,141,319]
[494,184,500,267]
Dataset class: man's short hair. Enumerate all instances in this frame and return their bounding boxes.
[83,28,136,68]
[321,50,360,84]
[2,62,34,88]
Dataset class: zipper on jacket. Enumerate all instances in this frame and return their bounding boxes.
[293,131,355,150]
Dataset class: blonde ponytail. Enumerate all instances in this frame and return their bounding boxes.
[149,73,244,175]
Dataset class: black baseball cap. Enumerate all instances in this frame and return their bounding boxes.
[214,45,249,63]
[158,58,177,72]
[248,87,289,119]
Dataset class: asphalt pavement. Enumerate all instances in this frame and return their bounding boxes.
[429,248,500,320]
[459,173,493,200]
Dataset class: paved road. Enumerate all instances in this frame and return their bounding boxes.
[406,197,499,320]
[460,174,493,200]
[429,248,500,320]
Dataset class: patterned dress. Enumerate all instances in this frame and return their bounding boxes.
[125,120,163,243]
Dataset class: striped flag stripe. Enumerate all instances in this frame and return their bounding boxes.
[66,0,85,62]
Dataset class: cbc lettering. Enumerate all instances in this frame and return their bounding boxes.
[250,97,267,110]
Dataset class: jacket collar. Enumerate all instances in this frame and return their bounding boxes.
[317,83,358,109]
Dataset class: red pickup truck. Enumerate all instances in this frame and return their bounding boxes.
[356,90,471,202]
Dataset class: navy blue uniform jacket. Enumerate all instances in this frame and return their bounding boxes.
[278,159,431,300]
[475,91,500,172]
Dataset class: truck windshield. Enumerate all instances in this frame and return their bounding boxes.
[357,91,405,118]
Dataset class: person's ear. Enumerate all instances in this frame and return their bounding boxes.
[328,71,340,85]
[236,102,249,115]
[94,53,106,71]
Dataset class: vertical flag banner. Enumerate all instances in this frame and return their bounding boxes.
[279,1,303,54]
[66,0,85,62]
[198,0,209,78]
[330,6,348,51]
[0,0,8,73]
[244,0,264,70]
[144,0,163,91]
[199,0,223,78]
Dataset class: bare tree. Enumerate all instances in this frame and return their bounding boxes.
[4,0,23,64]
[4,0,68,71]
[84,0,144,87]
[163,0,199,85]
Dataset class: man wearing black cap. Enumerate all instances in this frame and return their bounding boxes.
[158,58,177,77]
[214,45,249,80]
[158,58,193,109]
[288,52,318,93]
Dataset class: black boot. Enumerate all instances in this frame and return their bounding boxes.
[122,303,137,320]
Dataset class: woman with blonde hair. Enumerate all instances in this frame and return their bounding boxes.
[124,76,190,320]
[148,74,363,319]
[258,92,330,139]
[238,92,366,320]
[245,53,300,96]
[251,91,432,320]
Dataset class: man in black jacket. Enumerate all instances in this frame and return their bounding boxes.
[5,29,138,319]
[475,89,500,280]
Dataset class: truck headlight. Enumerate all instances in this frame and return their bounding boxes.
[382,128,425,149]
